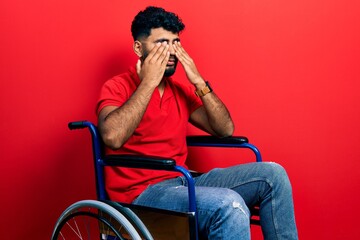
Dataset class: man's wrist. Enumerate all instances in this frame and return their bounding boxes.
[195,81,213,97]
[193,80,207,90]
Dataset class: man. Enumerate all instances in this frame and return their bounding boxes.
[97,6,298,239]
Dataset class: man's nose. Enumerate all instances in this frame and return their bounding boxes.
[168,43,175,54]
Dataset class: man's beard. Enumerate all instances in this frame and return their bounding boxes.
[164,55,178,77]
[164,61,177,77]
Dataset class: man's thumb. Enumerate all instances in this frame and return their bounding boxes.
[136,59,141,75]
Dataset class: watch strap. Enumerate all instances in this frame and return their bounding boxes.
[195,81,213,97]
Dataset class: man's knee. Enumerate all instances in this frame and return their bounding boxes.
[263,162,292,191]
[202,189,250,221]
[221,190,250,217]
[201,189,250,239]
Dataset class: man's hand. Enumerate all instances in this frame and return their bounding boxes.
[173,41,204,86]
[99,42,170,150]
[136,42,170,88]
[173,41,234,137]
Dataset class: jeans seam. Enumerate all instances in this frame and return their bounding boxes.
[228,177,279,240]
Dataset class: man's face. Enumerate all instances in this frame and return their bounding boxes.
[140,28,180,77]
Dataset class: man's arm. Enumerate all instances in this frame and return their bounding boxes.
[173,41,234,137]
[98,42,170,149]
[190,93,234,137]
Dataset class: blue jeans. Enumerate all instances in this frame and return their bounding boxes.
[133,162,298,239]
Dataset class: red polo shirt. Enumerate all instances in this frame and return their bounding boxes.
[96,66,202,203]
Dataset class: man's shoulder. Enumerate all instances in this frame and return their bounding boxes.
[111,66,137,81]
[104,66,139,88]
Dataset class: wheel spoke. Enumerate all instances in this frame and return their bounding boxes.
[65,220,83,239]
[51,200,145,240]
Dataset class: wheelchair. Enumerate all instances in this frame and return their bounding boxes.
[51,121,262,240]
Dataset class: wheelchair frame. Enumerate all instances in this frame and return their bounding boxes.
[51,121,262,240]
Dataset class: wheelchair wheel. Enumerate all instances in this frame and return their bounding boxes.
[51,200,144,240]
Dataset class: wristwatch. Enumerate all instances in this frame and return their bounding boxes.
[195,81,213,97]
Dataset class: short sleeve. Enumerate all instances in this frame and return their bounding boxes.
[96,76,132,116]
[185,84,203,114]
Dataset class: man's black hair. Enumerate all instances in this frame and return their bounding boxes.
[131,6,185,40]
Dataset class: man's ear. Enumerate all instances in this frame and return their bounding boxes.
[133,40,142,58]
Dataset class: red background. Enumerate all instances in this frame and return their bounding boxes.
[1,0,359,239]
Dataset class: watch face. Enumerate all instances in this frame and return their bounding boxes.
[203,86,211,94]
[195,81,212,97]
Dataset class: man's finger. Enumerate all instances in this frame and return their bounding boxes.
[161,50,171,66]
[145,42,162,62]
[173,42,187,61]
[153,42,169,62]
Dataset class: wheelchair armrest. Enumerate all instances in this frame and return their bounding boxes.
[186,135,262,162]
[102,155,197,214]
[103,155,176,171]
[186,135,248,146]
[68,121,87,130]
